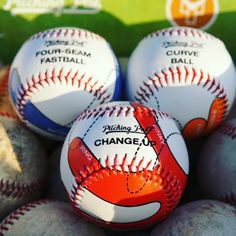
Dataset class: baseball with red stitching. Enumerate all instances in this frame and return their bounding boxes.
[60,101,189,229]
[0,117,47,221]
[8,27,122,140]
[197,118,236,204]
[126,26,236,139]
[0,200,106,236]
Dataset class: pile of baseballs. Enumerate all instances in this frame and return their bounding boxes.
[0,26,236,235]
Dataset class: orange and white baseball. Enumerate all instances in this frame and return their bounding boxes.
[126,26,236,139]
[60,101,189,229]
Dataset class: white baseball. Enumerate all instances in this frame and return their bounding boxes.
[0,200,106,236]
[197,118,236,203]
[126,26,236,138]
[9,27,121,140]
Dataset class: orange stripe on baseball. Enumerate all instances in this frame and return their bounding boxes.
[183,97,227,138]
[206,97,228,132]
[68,137,101,179]
[183,118,206,138]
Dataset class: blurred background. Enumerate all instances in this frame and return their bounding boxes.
[0,0,236,64]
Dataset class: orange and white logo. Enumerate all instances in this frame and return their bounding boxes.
[166,0,219,30]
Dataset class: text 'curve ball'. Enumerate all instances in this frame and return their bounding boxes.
[126,26,236,139]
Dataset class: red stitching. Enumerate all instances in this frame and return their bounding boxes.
[134,66,229,115]
[218,123,236,139]
[69,134,180,183]
[67,104,174,185]
[70,163,183,217]
[0,199,55,235]
[77,103,170,122]
[219,191,236,205]
[0,178,45,199]
[159,168,182,217]
[15,69,110,124]
[0,73,9,97]
[69,149,166,188]
[0,112,19,120]
[29,28,104,41]
[147,27,221,43]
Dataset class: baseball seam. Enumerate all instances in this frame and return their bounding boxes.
[219,191,236,205]
[29,28,104,41]
[134,66,228,123]
[217,123,236,139]
[0,69,8,100]
[0,112,18,120]
[69,104,173,167]
[203,123,236,205]
[81,114,176,165]
[71,131,181,177]
[67,104,184,218]
[147,27,222,43]
[0,199,55,235]
[0,178,45,199]
[77,103,170,121]
[71,162,183,218]
[15,68,111,126]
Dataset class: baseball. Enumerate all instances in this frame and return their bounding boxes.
[0,65,18,120]
[126,26,236,139]
[0,200,106,236]
[150,200,236,236]
[9,27,122,140]
[197,118,236,204]
[60,101,189,229]
[0,117,47,220]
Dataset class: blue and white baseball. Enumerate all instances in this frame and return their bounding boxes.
[9,27,122,140]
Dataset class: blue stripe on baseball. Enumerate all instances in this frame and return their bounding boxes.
[112,60,123,101]
[24,102,70,138]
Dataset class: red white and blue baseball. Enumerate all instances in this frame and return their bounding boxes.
[8,27,122,140]
[60,101,189,229]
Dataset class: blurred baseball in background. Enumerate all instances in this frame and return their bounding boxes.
[0,117,47,220]
[150,200,236,236]
[197,118,236,204]
[0,200,106,236]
